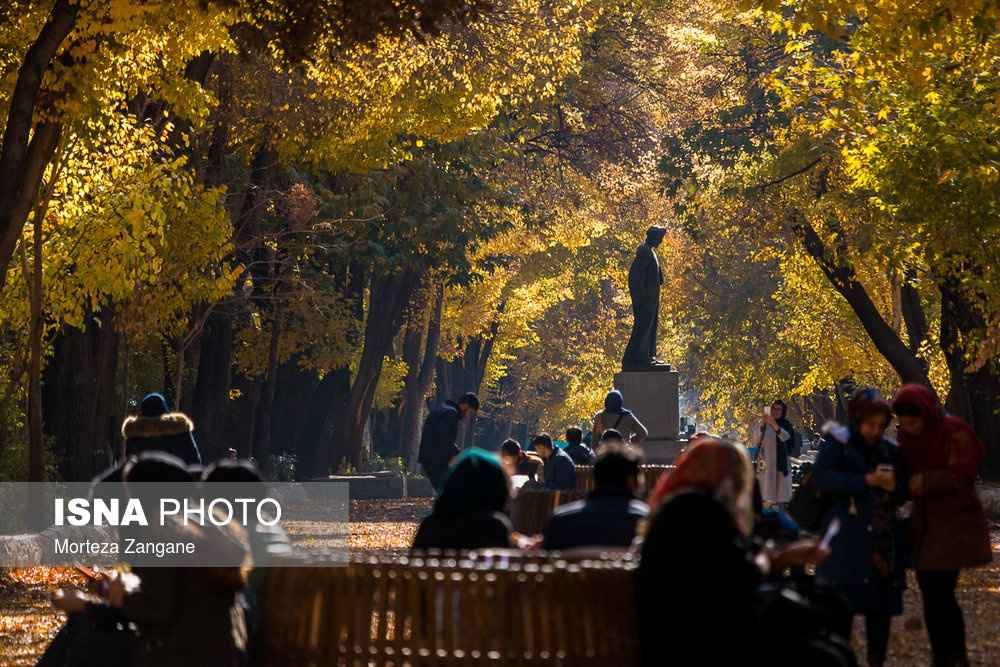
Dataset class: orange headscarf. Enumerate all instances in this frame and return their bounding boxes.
[648,437,754,534]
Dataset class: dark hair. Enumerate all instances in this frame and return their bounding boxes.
[848,388,891,425]
[593,445,642,487]
[531,433,553,451]
[202,458,267,484]
[812,432,821,440]
[600,428,625,443]
[124,451,192,484]
[565,426,583,445]
[457,393,480,411]
[499,438,522,457]
[893,401,921,418]
[771,400,787,419]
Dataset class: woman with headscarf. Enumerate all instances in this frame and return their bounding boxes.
[748,398,794,509]
[122,392,201,464]
[636,438,830,666]
[592,389,648,446]
[411,448,514,551]
[892,383,990,667]
[812,389,908,667]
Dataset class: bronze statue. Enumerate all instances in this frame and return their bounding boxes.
[622,225,668,370]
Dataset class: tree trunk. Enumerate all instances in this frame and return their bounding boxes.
[938,276,1000,479]
[330,266,420,470]
[254,304,283,477]
[385,321,425,458]
[900,269,929,359]
[272,357,319,462]
[792,220,933,389]
[0,0,78,290]
[190,311,233,460]
[402,281,444,466]
[42,307,120,481]
[434,301,505,449]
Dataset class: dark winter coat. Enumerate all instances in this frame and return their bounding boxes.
[122,566,248,667]
[563,442,596,465]
[636,492,763,667]
[118,517,249,667]
[811,430,908,614]
[542,447,577,491]
[123,413,201,464]
[542,486,648,550]
[411,510,514,551]
[416,401,461,467]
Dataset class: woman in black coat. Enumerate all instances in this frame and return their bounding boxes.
[637,437,830,666]
[122,393,201,464]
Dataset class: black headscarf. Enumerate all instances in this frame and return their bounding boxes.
[771,400,794,476]
[604,390,632,417]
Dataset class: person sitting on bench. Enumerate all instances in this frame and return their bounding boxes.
[542,445,648,551]
[411,448,514,551]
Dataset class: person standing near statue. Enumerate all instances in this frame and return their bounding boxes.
[749,399,794,510]
[592,390,648,446]
[622,225,668,370]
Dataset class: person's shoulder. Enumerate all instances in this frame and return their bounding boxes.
[653,492,728,528]
[122,412,194,438]
[551,500,587,518]
[627,499,651,516]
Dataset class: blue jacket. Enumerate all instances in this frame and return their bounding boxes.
[811,429,908,611]
[542,486,648,550]
[542,447,577,491]
[416,401,460,466]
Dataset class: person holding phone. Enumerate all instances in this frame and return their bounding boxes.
[892,383,991,667]
[811,389,909,667]
[748,399,795,511]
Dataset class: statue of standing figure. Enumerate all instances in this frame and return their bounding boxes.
[622,225,669,371]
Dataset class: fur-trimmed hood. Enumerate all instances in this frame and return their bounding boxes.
[122,412,194,439]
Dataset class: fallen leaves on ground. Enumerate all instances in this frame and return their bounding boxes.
[852,529,1000,666]
[0,568,86,666]
[281,498,430,556]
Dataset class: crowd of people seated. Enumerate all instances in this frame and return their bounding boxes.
[39,384,993,667]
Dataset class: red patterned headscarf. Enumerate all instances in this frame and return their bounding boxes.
[648,437,754,534]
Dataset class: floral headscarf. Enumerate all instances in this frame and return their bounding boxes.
[648,437,754,535]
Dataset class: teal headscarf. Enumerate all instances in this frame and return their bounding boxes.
[433,448,510,518]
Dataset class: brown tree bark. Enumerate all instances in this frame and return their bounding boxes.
[434,300,505,449]
[328,265,420,470]
[938,274,1000,479]
[254,303,283,476]
[400,281,444,465]
[0,0,78,290]
[792,219,933,389]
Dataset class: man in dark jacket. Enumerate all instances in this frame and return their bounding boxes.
[562,425,596,465]
[417,392,480,490]
[543,446,647,550]
[122,393,201,464]
[532,433,577,491]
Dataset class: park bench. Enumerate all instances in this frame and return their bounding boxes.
[258,551,639,666]
[510,489,588,535]
[574,464,675,495]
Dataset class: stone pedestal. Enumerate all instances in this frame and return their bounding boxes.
[614,369,682,463]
